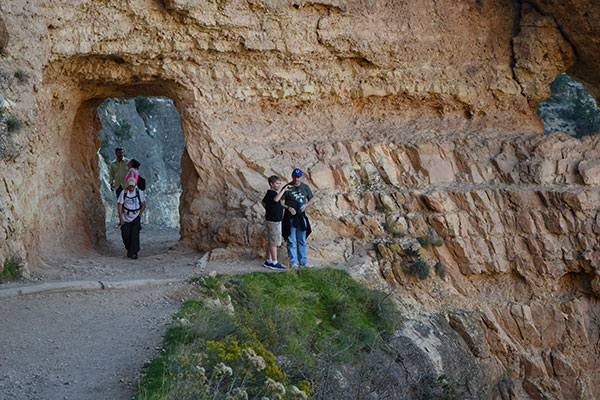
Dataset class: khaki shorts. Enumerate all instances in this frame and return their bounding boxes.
[266,220,282,246]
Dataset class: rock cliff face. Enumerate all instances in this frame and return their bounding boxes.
[538,73,600,137]
[97,97,184,228]
[1,0,600,397]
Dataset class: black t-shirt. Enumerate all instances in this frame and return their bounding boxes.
[263,189,284,222]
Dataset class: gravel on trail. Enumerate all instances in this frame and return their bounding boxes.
[0,225,263,400]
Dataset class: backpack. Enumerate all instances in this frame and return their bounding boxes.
[138,176,146,191]
[122,188,142,215]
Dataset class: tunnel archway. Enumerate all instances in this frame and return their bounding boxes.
[35,62,202,262]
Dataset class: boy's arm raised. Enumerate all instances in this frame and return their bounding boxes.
[274,183,291,202]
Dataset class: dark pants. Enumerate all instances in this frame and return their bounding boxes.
[115,186,123,199]
[121,215,141,256]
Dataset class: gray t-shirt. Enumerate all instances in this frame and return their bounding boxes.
[283,182,313,211]
[118,188,145,222]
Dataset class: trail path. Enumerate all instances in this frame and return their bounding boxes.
[0,225,261,400]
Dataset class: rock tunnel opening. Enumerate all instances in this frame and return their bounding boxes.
[40,75,200,263]
[537,73,600,138]
[96,96,185,234]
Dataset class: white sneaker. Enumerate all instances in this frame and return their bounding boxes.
[300,263,314,269]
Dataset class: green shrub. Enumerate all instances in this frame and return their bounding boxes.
[403,246,420,258]
[1,258,21,283]
[114,120,132,140]
[549,72,571,93]
[134,96,156,115]
[539,73,600,138]
[417,235,432,248]
[192,274,228,299]
[6,115,23,132]
[417,230,443,248]
[385,222,405,238]
[137,269,400,400]
[573,97,600,138]
[412,374,466,400]
[434,262,446,279]
[14,70,29,83]
[406,258,430,280]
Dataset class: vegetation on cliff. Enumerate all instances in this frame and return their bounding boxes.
[538,73,600,137]
[0,257,21,283]
[135,268,401,400]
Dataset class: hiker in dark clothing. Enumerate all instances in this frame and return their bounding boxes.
[261,175,289,271]
[282,168,315,268]
[118,177,146,259]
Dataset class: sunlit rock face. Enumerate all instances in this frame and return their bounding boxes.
[2,1,600,396]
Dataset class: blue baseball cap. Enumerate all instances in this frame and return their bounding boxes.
[292,168,302,177]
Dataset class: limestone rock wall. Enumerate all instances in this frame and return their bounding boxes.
[342,132,600,398]
[1,0,583,263]
[1,0,600,396]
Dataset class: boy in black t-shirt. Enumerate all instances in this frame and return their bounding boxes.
[261,175,290,270]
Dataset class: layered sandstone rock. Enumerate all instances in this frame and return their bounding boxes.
[0,0,585,262]
[1,0,600,398]
[345,131,600,398]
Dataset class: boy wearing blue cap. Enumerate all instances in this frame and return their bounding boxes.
[282,168,315,268]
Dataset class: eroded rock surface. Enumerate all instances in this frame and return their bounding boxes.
[1,1,600,398]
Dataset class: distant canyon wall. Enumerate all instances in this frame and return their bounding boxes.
[97,97,184,228]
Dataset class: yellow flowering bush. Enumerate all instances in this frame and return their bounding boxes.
[160,335,290,400]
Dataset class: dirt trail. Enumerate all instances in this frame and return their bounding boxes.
[0,225,261,400]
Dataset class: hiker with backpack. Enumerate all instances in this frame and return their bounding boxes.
[118,177,146,259]
[125,158,146,190]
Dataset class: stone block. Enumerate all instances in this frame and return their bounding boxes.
[529,302,567,348]
[591,275,600,298]
[521,353,549,378]
[522,378,563,400]
[379,260,395,284]
[448,310,491,358]
[236,167,266,193]
[426,159,456,184]
[310,163,336,190]
[510,304,542,346]
[379,192,398,212]
[493,152,519,175]
[421,190,456,212]
[551,350,576,377]
[578,159,600,185]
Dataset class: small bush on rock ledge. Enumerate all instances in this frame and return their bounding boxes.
[1,258,21,283]
[412,373,466,400]
[6,115,23,133]
[406,258,431,280]
[417,230,443,248]
[434,262,446,279]
[14,70,29,83]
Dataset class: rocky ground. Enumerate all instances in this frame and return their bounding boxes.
[0,225,263,400]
